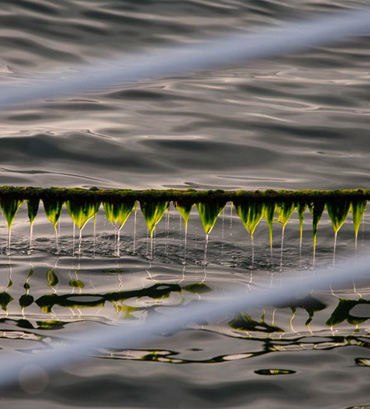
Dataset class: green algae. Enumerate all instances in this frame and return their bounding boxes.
[43,198,64,231]
[275,295,326,327]
[276,201,296,269]
[174,201,194,228]
[19,293,34,309]
[0,186,369,205]
[35,282,181,312]
[196,200,226,235]
[326,199,351,265]
[19,269,34,310]
[27,198,39,225]
[0,197,23,229]
[276,201,296,230]
[263,201,276,253]
[234,200,263,239]
[69,279,85,289]
[297,202,307,248]
[351,200,367,239]
[326,298,370,327]
[46,269,59,289]
[183,283,211,294]
[67,198,100,230]
[0,292,13,312]
[326,200,351,234]
[229,312,284,333]
[309,200,325,261]
[0,187,367,256]
[140,200,169,237]
[103,199,134,230]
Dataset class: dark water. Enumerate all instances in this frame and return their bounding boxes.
[0,0,370,408]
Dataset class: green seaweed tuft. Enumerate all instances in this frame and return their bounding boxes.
[276,201,296,230]
[69,279,85,289]
[234,199,263,238]
[140,200,169,237]
[103,199,135,230]
[174,200,194,228]
[67,198,100,230]
[46,269,59,289]
[297,202,307,245]
[263,201,276,251]
[309,200,325,260]
[27,198,39,225]
[351,200,367,238]
[326,199,351,234]
[0,197,23,229]
[196,200,226,235]
[43,198,64,231]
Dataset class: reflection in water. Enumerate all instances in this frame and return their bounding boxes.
[0,263,368,340]
[0,253,368,409]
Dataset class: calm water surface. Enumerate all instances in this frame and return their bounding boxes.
[0,0,370,408]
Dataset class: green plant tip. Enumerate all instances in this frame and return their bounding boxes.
[67,198,100,230]
[197,200,226,235]
[140,200,169,237]
[351,200,367,237]
[174,200,194,228]
[326,200,351,234]
[234,199,263,237]
[103,200,134,230]
[0,197,23,229]
[43,198,64,230]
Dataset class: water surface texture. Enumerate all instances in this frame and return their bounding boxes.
[0,1,370,408]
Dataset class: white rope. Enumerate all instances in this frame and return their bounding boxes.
[1,7,370,110]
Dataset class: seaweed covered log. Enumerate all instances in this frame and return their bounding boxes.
[0,186,369,203]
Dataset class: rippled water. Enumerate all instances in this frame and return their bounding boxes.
[1,0,370,408]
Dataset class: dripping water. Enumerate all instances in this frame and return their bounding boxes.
[133,204,137,255]
[179,214,182,256]
[280,227,285,272]
[229,203,233,238]
[149,231,154,261]
[78,228,83,256]
[93,213,97,256]
[269,227,273,267]
[333,231,338,267]
[221,209,225,263]
[116,227,121,258]
[203,233,209,266]
[164,205,170,257]
[153,227,156,259]
[146,228,149,257]
[299,222,303,269]
[7,229,11,256]
[54,225,59,254]
[251,234,255,268]
[313,236,317,270]
[361,212,365,252]
[183,223,188,265]
[72,222,75,256]
[29,222,33,253]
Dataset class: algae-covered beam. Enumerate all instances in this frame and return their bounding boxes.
[0,187,368,251]
[0,186,370,203]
